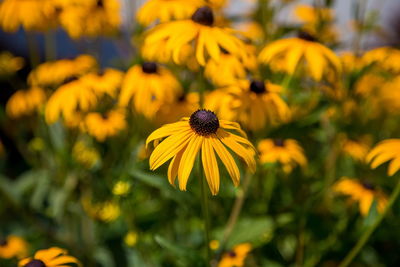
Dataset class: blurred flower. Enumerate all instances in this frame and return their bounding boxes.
[236,21,264,43]
[18,247,80,267]
[28,55,97,87]
[72,141,100,168]
[333,178,388,216]
[0,235,28,259]
[143,6,246,66]
[82,197,120,222]
[340,135,371,162]
[209,240,220,250]
[258,138,307,173]
[112,181,131,196]
[146,109,256,195]
[0,51,24,77]
[136,0,203,26]
[84,109,126,142]
[259,32,341,81]
[6,87,46,118]
[207,80,290,131]
[294,4,333,25]
[28,137,45,152]
[218,243,252,267]
[339,52,364,73]
[80,68,123,97]
[367,139,400,176]
[124,231,138,247]
[362,46,400,73]
[119,62,182,118]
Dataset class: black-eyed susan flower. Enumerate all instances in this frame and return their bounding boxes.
[339,134,371,162]
[80,68,124,97]
[82,197,120,222]
[366,139,400,176]
[0,235,28,259]
[146,109,256,195]
[258,138,307,173]
[124,231,138,247]
[119,62,182,118]
[362,46,400,73]
[72,141,100,168]
[0,51,24,77]
[333,178,388,216]
[6,87,46,118]
[112,181,131,196]
[218,243,252,267]
[18,247,80,267]
[143,6,246,66]
[236,21,264,43]
[84,109,126,142]
[258,32,341,81]
[207,80,290,131]
[136,0,203,26]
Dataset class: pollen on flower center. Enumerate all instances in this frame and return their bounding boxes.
[250,80,266,94]
[24,259,46,267]
[297,31,318,42]
[142,62,158,74]
[189,109,219,136]
[191,6,214,26]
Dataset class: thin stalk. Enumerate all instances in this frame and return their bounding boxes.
[264,167,276,213]
[338,178,400,267]
[45,31,57,61]
[198,158,211,265]
[25,32,40,68]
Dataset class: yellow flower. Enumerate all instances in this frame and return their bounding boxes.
[0,235,28,259]
[207,80,290,131]
[80,68,124,97]
[209,240,220,250]
[333,178,388,216]
[218,243,252,267]
[84,109,126,142]
[72,141,100,168]
[124,231,138,247]
[340,51,364,73]
[294,4,334,25]
[82,197,120,222]
[143,6,246,66]
[0,51,24,77]
[28,55,97,87]
[258,138,307,173]
[6,87,46,118]
[367,139,400,176]
[112,181,131,196]
[146,109,256,195]
[340,135,371,162]
[236,21,264,43]
[136,0,203,26]
[258,32,341,81]
[45,78,98,124]
[18,247,81,267]
[119,62,182,118]
[362,46,400,73]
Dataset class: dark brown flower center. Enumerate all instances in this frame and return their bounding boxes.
[189,109,219,136]
[0,239,7,246]
[24,259,46,267]
[228,251,237,258]
[96,0,104,8]
[191,6,214,26]
[362,181,375,190]
[250,80,266,94]
[142,62,158,74]
[274,139,285,147]
[297,31,318,42]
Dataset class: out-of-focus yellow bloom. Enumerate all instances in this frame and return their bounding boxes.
[82,197,120,222]
[80,68,124,97]
[340,51,364,73]
[207,80,290,131]
[155,92,199,125]
[0,52,24,77]
[84,109,126,142]
[209,240,220,250]
[143,6,246,66]
[45,78,98,124]
[146,109,256,195]
[258,138,307,173]
[259,32,341,81]
[218,243,252,267]
[58,0,121,39]
[340,135,371,162]
[124,231,138,247]
[333,178,388,216]
[72,141,100,168]
[6,87,46,118]
[354,73,386,97]
[112,181,131,196]
[28,137,45,152]
[0,235,28,259]
[119,62,182,118]
[28,55,97,87]
[362,47,400,73]
[136,0,203,26]
[367,139,400,176]
[236,21,264,43]
[18,247,81,267]
[294,4,333,25]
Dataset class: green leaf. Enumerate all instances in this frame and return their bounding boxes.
[154,235,202,265]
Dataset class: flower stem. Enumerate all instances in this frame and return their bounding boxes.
[25,32,40,68]
[198,158,211,265]
[338,178,400,267]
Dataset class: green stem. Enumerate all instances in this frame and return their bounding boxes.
[338,178,400,267]
[25,32,40,68]
[198,158,211,265]
[264,167,276,213]
[45,31,57,61]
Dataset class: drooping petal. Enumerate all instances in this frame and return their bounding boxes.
[211,136,240,186]
[202,137,220,195]
[178,135,203,191]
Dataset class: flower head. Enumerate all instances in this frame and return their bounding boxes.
[218,243,252,267]
[80,68,124,97]
[146,109,256,195]
[366,139,400,176]
[0,235,28,259]
[0,51,24,77]
[6,87,46,118]
[84,109,127,142]
[18,247,80,267]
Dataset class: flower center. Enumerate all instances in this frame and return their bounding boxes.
[0,239,7,246]
[191,6,214,26]
[228,251,237,258]
[250,80,266,94]
[361,181,375,190]
[24,259,46,267]
[274,139,285,147]
[142,62,158,74]
[96,0,104,8]
[189,109,219,136]
[297,31,317,42]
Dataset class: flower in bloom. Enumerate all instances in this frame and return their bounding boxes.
[80,68,124,97]
[72,141,100,168]
[143,6,246,66]
[340,135,371,162]
[82,197,121,222]
[146,109,256,195]
[258,31,341,81]
[119,62,182,118]
[0,51,24,77]
[366,139,400,176]
[124,231,138,247]
[333,178,388,216]
[84,109,127,142]
[362,46,400,73]
[218,243,252,267]
[258,138,307,173]
[112,181,131,196]
[6,87,46,118]
[18,247,80,267]
[0,235,28,259]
